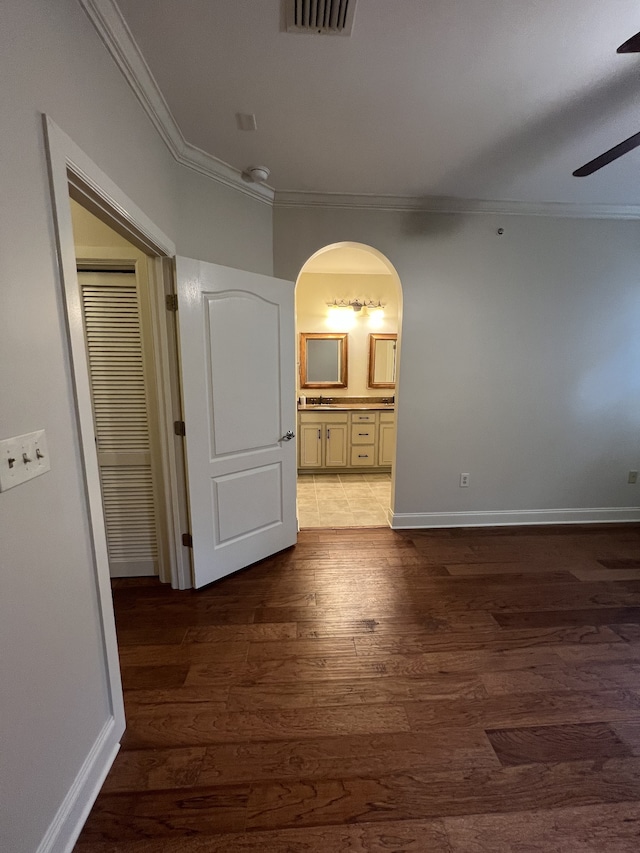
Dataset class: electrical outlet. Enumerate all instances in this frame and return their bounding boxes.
[629,470,638,484]
[460,473,470,487]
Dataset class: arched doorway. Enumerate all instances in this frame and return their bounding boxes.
[295,243,403,529]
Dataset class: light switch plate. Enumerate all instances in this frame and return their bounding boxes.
[0,430,50,492]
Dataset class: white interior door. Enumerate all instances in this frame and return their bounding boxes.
[176,257,297,588]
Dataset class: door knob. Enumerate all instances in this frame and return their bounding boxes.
[281,430,295,441]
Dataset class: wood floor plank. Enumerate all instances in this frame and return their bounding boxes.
[480,662,640,696]
[120,665,191,691]
[293,611,499,635]
[227,673,487,710]
[74,818,454,852]
[245,758,640,830]
[246,637,356,661]
[122,704,410,749]
[184,623,298,643]
[611,721,640,756]
[123,685,230,709]
[353,625,622,656]
[78,787,248,842]
[405,690,640,731]
[599,559,640,570]
[445,561,600,577]
[118,642,249,667]
[494,607,640,629]
[444,801,640,852]
[613,623,640,642]
[485,722,632,766]
[554,643,640,665]
[101,747,207,793]
[571,568,640,582]
[115,606,256,628]
[116,626,189,646]
[352,646,566,674]
[196,730,498,786]
[186,646,564,687]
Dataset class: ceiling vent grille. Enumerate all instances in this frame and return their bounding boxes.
[285,0,356,36]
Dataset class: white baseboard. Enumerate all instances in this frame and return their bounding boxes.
[37,717,120,853]
[390,506,640,529]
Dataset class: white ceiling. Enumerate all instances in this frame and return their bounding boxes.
[114,0,640,205]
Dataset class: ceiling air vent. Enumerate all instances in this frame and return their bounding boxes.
[285,0,356,36]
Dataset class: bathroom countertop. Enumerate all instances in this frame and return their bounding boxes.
[298,402,395,411]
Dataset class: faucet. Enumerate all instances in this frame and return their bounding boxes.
[318,394,323,405]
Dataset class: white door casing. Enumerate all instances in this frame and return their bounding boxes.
[176,257,297,588]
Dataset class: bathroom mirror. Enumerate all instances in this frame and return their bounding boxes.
[368,334,397,388]
[300,333,348,388]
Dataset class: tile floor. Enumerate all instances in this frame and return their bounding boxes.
[297,472,392,528]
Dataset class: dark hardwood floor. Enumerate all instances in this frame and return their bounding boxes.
[74,525,640,852]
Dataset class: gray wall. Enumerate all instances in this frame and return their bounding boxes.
[0,2,272,850]
[175,167,273,273]
[274,205,640,522]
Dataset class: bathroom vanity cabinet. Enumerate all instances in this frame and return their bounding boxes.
[298,408,395,472]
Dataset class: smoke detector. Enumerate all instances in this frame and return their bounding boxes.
[284,0,356,36]
[245,165,271,184]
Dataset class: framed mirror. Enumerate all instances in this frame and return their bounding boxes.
[300,333,348,388]
[368,333,397,388]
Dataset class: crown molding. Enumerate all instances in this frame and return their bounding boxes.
[78,0,274,205]
[274,190,640,219]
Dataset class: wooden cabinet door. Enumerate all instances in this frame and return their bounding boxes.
[379,422,395,466]
[325,423,348,467]
[299,422,323,467]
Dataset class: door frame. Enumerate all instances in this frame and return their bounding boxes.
[294,241,403,523]
[44,113,190,741]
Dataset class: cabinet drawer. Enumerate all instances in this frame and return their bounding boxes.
[299,411,348,423]
[380,411,395,423]
[351,412,376,424]
[351,424,376,445]
[351,447,376,466]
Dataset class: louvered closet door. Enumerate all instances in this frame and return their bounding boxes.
[79,271,159,577]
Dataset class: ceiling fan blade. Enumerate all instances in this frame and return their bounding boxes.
[573,129,640,176]
[617,31,640,53]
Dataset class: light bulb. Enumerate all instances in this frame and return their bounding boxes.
[368,306,385,329]
[327,304,355,331]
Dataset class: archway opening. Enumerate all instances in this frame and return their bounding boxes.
[295,243,403,529]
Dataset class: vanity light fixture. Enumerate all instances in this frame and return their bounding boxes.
[326,298,385,314]
[326,299,385,329]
